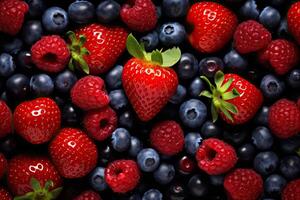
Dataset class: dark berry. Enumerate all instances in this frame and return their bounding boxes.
[169,85,186,104]
[237,143,256,162]
[254,151,279,176]
[188,77,205,98]
[22,20,43,45]
[68,0,95,24]
[260,74,285,100]
[188,175,208,197]
[30,73,54,97]
[137,148,160,172]
[177,53,198,80]
[162,0,189,18]
[111,128,131,152]
[140,32,159,52]
[105,65,123,90]
[153,163,175,184]
[6,74,30,100]
[42,7,69,33]
[251,126,274,150]
[200,121,221,138]
[109,89,128,110]
[159,22,186,46]
[55,70,78,94]
[279,156,300,180]
[259,6,281,30]
[96,0,120,24]
[0,53,16,77]
[199,57,224,78]
[89,167,108,192]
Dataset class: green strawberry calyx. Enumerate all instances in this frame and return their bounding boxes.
[126,33,181,67]
[14,178,62,200]
[200,71,240,123]
[67,31,90,74]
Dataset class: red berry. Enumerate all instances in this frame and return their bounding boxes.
[83,106,118,141]
[13,97,61,144]
[105,160,140,193]
[178,156,196,174]
[282,179,300,200]
[268,99,300,139]
[0,101,12,138]
[233,20,271,54]
[150,120,184,156]
[0,187,12,200]
[196,138,237,175]
[0,153,7,179]
[74,190,102,200]
[287,2,300,45]
[224,168,263,200]
[71,76,110,111]
[31,35,70,73]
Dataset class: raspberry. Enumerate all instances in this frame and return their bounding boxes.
[0,101,12,138]
[0,153,7,179]
[105,160,140,193]
[224,168,263,200]
[150,120,184,156]
[31,35,70,73]
[196,138,237,175]
[83,106,118,141]
[282,179,300,200]
[71,76,110,111]
[74,190,102,200]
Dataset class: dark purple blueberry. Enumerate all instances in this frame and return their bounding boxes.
[55,70,78,94]
[188,175,208,197]
[237,143,256,162]
[22,20,43,45]
[200,121,221,138]
[199,57,224,78]
[279,156,300,180]
[68,0,95,24]
[30,73,54,97]
[96,0,120,24]
[177,53,198,80]
[254,151,279,176]
[6,74,30,100]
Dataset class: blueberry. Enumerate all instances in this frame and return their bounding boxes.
[279,156,300,180]
[119,110,134,129]
[22,20,43,45]
[111,128,131,152]
[179,99,207,128]
[140,32,159,52]
[240,0,259,19]
[162,0,189,18]
[109,89,128,110]
[223,49,248,72]
[277,19,289,38]
[6,74,30,100]
[129,136,143,157]
[199,57,224,78]
[188,175,208,197]
[209,175,224,186]
[25,0,46,17]
[62,103,81,126]
[200,121,221,138]
[156,6,162,19]
[188,78,205,98]
[0,136,17,157]
[99,145,112,165]
[55,70,78,94]
[177,53,198,80]
[2,38,23,55]
[254,151,279,176]
[137,148,160,172]
[89,167,108,191]
[0,53,16,77]
[184,132,202,155]
[279,135,300,154]
[42,7,69,33]
[260,74,285,100]
[166,183,185,200]
[96,0,120,24]
[169,85,186,104]
[287,69,300,88]
[259,7,281,30]
[269,0,285,6]
[159,22,186,46]
[251,126,273,150]
[142,189,163,200]
[264,174,287,197]
[68,0,95,24]
[105,65,123,90]
[30,74,54,97]
[17,51,34,72]
[223,129,249,146]
[154,163,175,184]
[254,106,269,126]
[237,143,256,162]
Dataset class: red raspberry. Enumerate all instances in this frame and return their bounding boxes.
[287,2,300,45]
[268,99,300,139]
[0,187,12,200]
[0,153,7,179]
[196,138,237,175]
[71,76,110,111]
[282,179,300,200]
[74,190,102,200]
[0,101,12,138]
[233,20,271,54]
[105,160,140,193]
[31,35,70,73]
[150,120,184,156]
[224,168,263,200]
[83,106,118,141]
[258,39,299,75]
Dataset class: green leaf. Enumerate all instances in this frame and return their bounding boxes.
[126,34,144,59]
[66,31,76,42]
[78,58,89,74]
[211,103,218,123]
[50,187,63,199]
[30,177,41,191]
[14,192,34,200]
[79,35,86,46]
[200,90,212,98]
[161,47,181,67]
[214,71,224,89]
[80,47,90,56]
[44,180,54,191]
[68,59,75,71]
[219,106,234,122]
[222,90,240,100]
[151,50,163,65]
[200,76,215,92]
[219,78,233,93]
[221,100,238,114]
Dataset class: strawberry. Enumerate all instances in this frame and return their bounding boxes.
[122,34,180,121]
[67,24,128,75]
[0,0,29,35]
[268,99,300,139]
[288,2,300,45]
[0,187,12,200]
[13,97,61,144]
[282,179,300,200]
[7,155,62,198]
[200,71,263,125]
[120,0,157,32]
[258,39,299,75]
[0,153,7,179]
[0,100,12,138]
[233,20,272,54]
[74,190,102,200]
[186,2,237,53]
[49,128,98,179]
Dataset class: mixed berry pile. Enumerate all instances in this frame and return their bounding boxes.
[0,0,300,199]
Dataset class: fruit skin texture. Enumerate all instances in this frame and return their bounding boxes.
[0,187,12,200]
[74,23,128,74]
[268,99,300,139]
[14,97,61,144]
[120,0,157,32]
[122,58,178,121]
[49,128,98,179]
[187,2,238,53]
[196,138,237,175]
[7,155,62,196]
[150,120,184,156]
[224,168,263,200]
[233,20,272,54]
[0,153,7,179]
[31,35,70,73]
[282,179,300,200]
[0,101,12,138]
[287,2,300,45]
[74,190,102,200]
[0,0,29,35]
[258,39,299,75]
[71,76,110,111]
[105,159,140,193]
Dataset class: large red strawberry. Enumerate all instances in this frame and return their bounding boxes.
[7,155,62,198]
[200,71,263,125]
[13,98,61,144]
[187,2,237,53]
[0,187,12,200]
[0,153,7,179]
[288,2,300,45]
[74,190,102,200]
[122,34,180,121]
[67,24,128,75]
[0,100,12,139]
[0,0,29,35]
